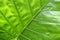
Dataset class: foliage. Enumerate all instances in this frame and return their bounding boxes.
[0,0,60,40]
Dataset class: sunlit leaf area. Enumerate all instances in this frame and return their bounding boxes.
[0,0,60,40]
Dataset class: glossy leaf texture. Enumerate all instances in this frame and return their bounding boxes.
[0,0,47,40]
[18,0,60,40]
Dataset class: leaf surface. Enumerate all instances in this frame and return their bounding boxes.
[0,0,45,40]
[18,0,60,40]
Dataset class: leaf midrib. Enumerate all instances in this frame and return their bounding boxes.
[18,0,49,39]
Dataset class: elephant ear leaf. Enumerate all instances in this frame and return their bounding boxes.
[18,0,60,40]
[0,0,48,40]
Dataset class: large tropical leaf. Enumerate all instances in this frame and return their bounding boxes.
[0,0,39,40]
[18,0,60,40]
[0,0,48,40]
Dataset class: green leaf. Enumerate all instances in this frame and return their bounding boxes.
[18,0,60,40]
[0,0,44,40]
